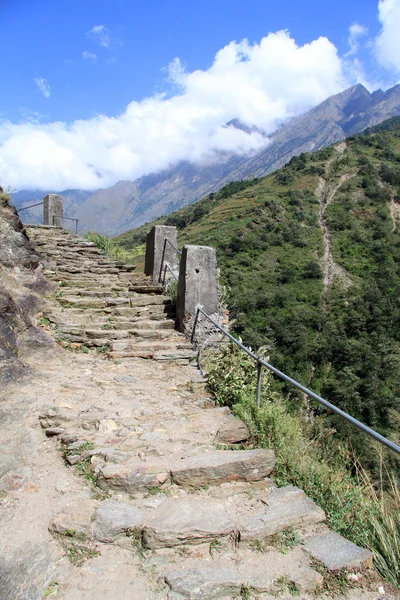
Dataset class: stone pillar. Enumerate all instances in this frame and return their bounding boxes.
[144,225,179,283]
[43,194,63,227]
[176,245,224,342]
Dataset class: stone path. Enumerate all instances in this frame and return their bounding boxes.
[0,225,395,600]
[25,225,195,362]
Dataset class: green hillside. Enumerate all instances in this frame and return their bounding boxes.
[116,121,400,464]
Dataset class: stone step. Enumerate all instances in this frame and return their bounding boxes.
[58,334,111,347]
[54,276,150,288]
[45,306,175,322]
[153,349,197,362]
[113,304,175,316]
[142,485,325,549]
[45,310,172,326]
[128,284,164,294]
[87,319,175,331]
[57,328,177,342]
[110,348,196,361]
[57,328,130,340]
[110,330,182,349]
[58,297,120,308]
[143,498,234,549]
[36,246,103,255]
[58,289,131,298]
[169,449,275,490]
[239,485,326,542]
[119,318,175,330]
[96,449,275,496]
[165,557,324,599]
[108,339,192,352]
[58,295,169,309]
[50,495,371,598]
[302,531,373,571]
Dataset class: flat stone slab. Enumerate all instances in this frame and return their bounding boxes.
[92,501,143,543]
[49,499,98,537]
[303,531,374,571]
[214,415,250,444]
[165,567,241,600]
[240,485,325,541]
[143,498,233,549]
[96,461,170,495]
[165,555,324,600]
[171,449,275,489]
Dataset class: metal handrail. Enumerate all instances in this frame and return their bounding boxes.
[162,263,178,285]
[16,201,44,213]
[192,306,400,456]
[52,214,79,234]
[158,237,181,284]
[165,238,182,256]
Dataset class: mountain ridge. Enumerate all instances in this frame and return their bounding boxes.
[12,83,400,235]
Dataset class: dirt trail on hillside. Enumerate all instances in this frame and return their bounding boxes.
[385,182,400,232]
[315,143,353,299]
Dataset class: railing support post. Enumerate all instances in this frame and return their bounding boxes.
[177,245,224,343]
[144,225,178,282]
[44,194,63,227]
[256,362,262,407]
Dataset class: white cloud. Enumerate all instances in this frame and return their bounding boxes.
[376,0,400,73]
[346,23,368,56]
[82,51,98,62]
[87,24,111,49]
[0,24,385,192]
[34,77,50,99]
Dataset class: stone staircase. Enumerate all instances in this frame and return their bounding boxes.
[26,225,196,362]
[25,225,377,599]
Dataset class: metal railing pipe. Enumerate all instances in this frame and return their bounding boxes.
[162,263,178,285]
[193,306,400,456]
[159,237,182,284]
[17,201,44,213]
[52,215,79,234]
[165,238,182,255]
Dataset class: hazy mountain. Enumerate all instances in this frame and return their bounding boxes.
[12,83,400,236]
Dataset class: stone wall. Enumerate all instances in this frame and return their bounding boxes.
[0,190,55,384]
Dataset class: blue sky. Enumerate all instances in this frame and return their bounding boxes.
[0,0,399,190]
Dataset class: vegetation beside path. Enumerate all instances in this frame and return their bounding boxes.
[206,343,400,588]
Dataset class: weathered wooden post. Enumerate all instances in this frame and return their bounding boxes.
[43,194,63,227]
[144,225,179,283]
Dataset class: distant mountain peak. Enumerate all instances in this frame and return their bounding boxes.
[225,118,267,137]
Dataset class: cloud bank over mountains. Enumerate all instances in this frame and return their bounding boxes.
[1,0,399,192]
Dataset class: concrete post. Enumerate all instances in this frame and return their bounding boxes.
[144,225,179,283]
[176,245,224,342]
[43,194,63,227]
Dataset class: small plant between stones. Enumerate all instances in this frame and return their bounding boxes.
[312,562,352,597]
[239,584,257,600]
[55,531,100,566]
[270,575,299,598]
[268,528,301,554]
[209,539,222,558]
[62,442,97,483]
[127,526,146,558]
[43,581,59,597]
